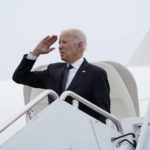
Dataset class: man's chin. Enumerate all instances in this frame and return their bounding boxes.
[60,57,66,62]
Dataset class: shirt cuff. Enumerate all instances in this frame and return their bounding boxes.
[26,52,38,60]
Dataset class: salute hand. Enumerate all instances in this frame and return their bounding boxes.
[32,35,57,57]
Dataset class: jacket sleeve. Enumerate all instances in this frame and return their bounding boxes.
[12,55,49,89]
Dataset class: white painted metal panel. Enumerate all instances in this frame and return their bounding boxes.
[0,100,100,150]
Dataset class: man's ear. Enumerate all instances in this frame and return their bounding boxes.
[78,41,84,49]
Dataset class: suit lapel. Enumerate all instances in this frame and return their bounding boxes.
[67,59,89,91]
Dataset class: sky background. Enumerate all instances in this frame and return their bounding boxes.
[0,0,150,81]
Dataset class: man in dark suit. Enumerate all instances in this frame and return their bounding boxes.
[13,29,110,123]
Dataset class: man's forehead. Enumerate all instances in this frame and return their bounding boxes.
[59,31,75,40]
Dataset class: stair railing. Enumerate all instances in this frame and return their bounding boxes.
[60,91,123,134]
[0,90,59,133]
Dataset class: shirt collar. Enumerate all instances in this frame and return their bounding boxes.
[71,57,84,70]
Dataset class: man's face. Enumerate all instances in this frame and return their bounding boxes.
[58,31,83,64]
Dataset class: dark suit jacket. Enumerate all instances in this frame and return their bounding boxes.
[13,55,110,123]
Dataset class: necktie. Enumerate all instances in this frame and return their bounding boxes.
[61,65,73,92]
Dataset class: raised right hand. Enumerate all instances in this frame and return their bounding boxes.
[32,35,57,57]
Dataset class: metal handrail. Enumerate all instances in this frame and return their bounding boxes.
[0,90,59,133]
[60,91,123,134]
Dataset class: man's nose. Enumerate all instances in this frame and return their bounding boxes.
[59,44,63,50]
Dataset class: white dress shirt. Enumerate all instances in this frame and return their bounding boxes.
[26,53,84,90]
[27,52,38,60]
[65,57,84,90]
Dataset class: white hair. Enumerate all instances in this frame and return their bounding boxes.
[62,29,87,50]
